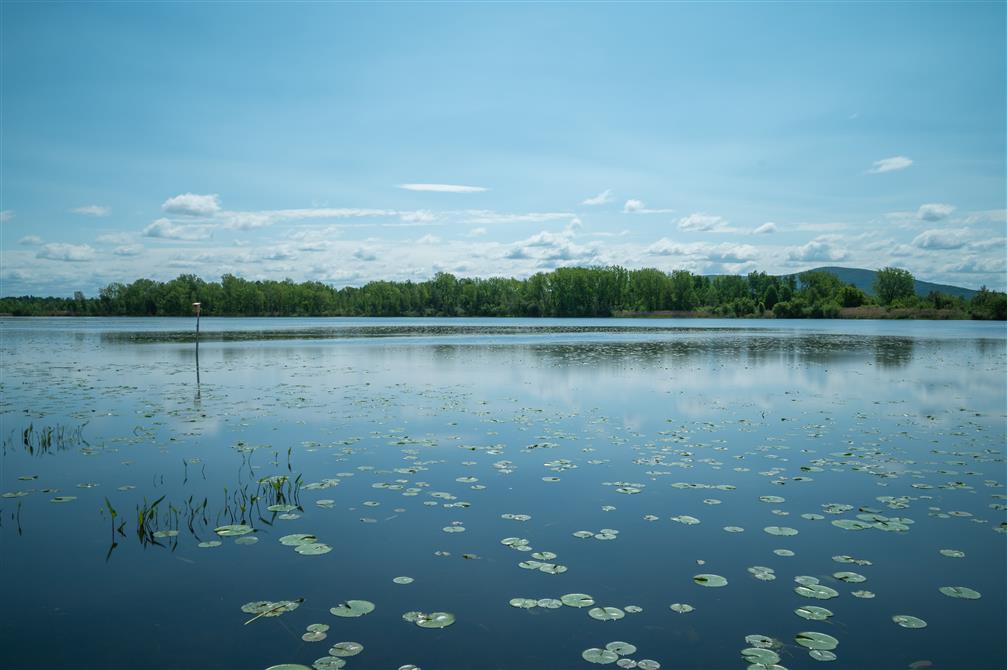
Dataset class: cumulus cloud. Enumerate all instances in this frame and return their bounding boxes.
[353,247,377,261]
[582,189,613,206]
[397,183,487,193]
[912,229,969,250]
[623,199,674,214]
[752,222,778,235]
[916,203,955,222]
[677,213,729,232]
[415,234,441,244]
[504,247,530,259]
[786,236,849,262]
[71,205,110,217]
[143,218,212,240]
[36,243,96,262]
[162,193,221,216]
[18,235,42,245]
[112,245,144,257]
[467,227,488,237]
[868,156,913,174]
[646,239,759,263]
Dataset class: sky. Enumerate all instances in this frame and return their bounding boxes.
[1,1,1005,297]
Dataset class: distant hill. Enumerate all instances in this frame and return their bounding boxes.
[791,266,978,299]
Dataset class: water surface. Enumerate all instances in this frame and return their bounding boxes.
[2,318,1005,670]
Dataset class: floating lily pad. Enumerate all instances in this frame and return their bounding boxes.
[296,543,332,555]
[582,648,619,664]
[328,642,363,657]
[939,549,965,558]
[893,615,927,629]
[312,658,346,670]
[509,598,537,609]
[414,611,455,628]
[795,584,839,600]
[588,606,625,621]
[307,624,330,633]
[280,534,318,546]
[393,576,414,584]
[795,606,833,621]
[741,648,780,665]
[763,526,798,536]
[214,524,253,536]
[670,603,694,613]
[939,586,981,599]
[606,642,637,656]
[562,593,595,608]
[266,665,312,670]
[833,571,866,583]
[50,496,77,503]
[235,536,259,545]
[851,590,875,599]
[198,540,222,548]
[809,649,837,661]
[744,635,775,649]
[693,574,728,587]
[796,632,839,651]
[330,600,375,617]
[302,631,328,642]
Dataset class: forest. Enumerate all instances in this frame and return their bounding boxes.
[2,266,1005,319]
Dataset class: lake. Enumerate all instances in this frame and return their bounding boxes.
[1,317,1005,670]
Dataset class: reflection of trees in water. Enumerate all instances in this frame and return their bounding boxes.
[873,337,916,369]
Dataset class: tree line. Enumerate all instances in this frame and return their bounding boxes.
[2,266,1005,319]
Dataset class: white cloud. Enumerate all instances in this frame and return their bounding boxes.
[143,218,212,240]
[18,235,42,245]
[459,210,576,225]
[399,209,436,223]
[646,239,759,263]
[71,205,110,217]
[467,227,488,237]
[786,236,849,262]
[36,243,96,262]
[868,156,913,174]
[0,210,13,222]
[623,199,675,214]
[504,247,531,259]
[219,208,396,230]
[162,193,221,216]
[416,234,441,244]
[912,228,969,250]
[582,189,613,206]
[112,245,144,257]
[752,222,778,235]
[916,203,955,222]
[397,183,487,193]
[353,247,377,261]
[677,212,729,232]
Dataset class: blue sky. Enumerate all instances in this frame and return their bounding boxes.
[2,1,1005,296]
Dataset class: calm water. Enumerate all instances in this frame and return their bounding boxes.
[1,317,1005,670]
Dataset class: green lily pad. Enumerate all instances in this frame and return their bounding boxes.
[280,533,317,546]
[312,658,346,670]
[795,584,839,600]
[809,649,837,661]
[198,540,222,548]
[833,571,866,583]
[328,641,363,657]
[509,598,537,609]
[795,606,833,621]
[893,615,927,629]
[302,631,327,642]
[939,549,965,558]
[795,632,839,651]
[670,603,694,613]
[414,611,455,628]
[330,600,375,617]
[939,586,981,599]
[588,606,625,621]
[763,526,798,536]
[561,593,595,608]
[214,524,253,536]
[582,648,619,664]
[605,641,637,656]
[741,648,780,665]
[296,543,332,555]
[693,574,728,587]
[307,624,330,633]
[50,496,77,503]
[393,576,414,584]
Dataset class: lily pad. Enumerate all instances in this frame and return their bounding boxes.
[893,615,927,629]
[795,632,839,651]
[588,606,625,621]
[414,611,456,628]
[582,648,619,664]
[670,603,694,613]
[605,642,637,656]
[562,593,595,608]
[939,586,981,599]
[693,574,728,587]
[330,600,375,617]
[393,576,414,584]
[214,524,253,536]
[328,642,364,657]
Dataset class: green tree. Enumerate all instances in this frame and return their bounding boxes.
[874,267,915,305]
